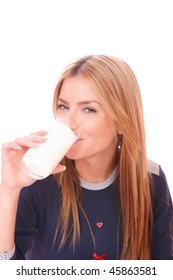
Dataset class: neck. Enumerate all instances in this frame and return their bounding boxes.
[75,157,116,183]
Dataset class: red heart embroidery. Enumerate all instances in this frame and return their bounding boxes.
[93,252,107,260]
[97,222,103,228]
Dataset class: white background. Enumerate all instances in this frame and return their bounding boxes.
[0,0,172,196]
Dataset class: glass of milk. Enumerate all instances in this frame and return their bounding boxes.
[22,118,78,179]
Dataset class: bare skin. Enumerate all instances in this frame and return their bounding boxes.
[0,130,65,252]
[56,76,119,182]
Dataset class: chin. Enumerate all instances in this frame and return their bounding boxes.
[65,150,85,161]
[65,150,78,160]
[65,144,81,159]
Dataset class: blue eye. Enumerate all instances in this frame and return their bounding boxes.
[84,107,96,113]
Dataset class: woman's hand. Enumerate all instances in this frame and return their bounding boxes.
[1,130,65,191]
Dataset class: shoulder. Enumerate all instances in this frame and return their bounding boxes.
[147,159,168,191]
[147,159,173,208]
[148,160,173,259]
[147,159,160,176]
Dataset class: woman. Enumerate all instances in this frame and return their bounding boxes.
[0,55,172,259]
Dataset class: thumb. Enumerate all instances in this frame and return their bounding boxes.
[51,164,66,174]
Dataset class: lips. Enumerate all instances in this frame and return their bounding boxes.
[73,138,81,144]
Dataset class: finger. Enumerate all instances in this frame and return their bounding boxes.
[24,134,47,143]
[13,137,40,148]
[30,130,48,136]
[2,134,47,153]
[51,165,66,174]
[2,142,23,151]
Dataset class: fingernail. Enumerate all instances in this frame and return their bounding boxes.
[14,144,22,150]
[33,143,39,147]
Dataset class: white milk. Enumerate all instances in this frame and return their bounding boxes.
[22,118,78,179]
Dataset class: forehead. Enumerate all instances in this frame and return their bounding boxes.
[59,76,100,102]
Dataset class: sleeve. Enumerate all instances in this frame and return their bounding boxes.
[11,185,39,260]
[0,245,15,260]
[151,166,173,260]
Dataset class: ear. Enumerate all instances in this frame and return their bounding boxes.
[114,121,123,135]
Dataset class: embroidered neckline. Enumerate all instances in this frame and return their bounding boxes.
[79,168,117,191]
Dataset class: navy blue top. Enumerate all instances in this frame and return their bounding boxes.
[12,166,173,260]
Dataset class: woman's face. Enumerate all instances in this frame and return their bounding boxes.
[56,76,118,163]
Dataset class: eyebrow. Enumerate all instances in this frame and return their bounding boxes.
[58,98,102,106]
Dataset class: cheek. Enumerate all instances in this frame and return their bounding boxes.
[102,126,118,147]
[90,126,116,147]
[87,127,103,143]
[97,121,116,137]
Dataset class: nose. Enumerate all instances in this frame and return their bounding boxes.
[61,116,79,131]
[66,117,79,138]
[56,108,79,134]
[64,110,79,130]
[68,119,78,130]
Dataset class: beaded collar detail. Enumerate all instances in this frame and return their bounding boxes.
[79,168,117,191]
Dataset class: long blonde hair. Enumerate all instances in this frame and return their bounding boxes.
[53,55,152,259]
